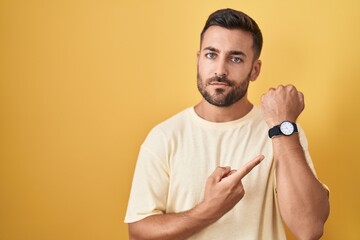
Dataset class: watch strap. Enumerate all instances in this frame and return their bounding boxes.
[268,125,281,138]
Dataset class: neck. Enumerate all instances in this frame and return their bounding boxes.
[194,97,253,122]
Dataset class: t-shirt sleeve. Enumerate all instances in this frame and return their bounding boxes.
[124,127,170,223]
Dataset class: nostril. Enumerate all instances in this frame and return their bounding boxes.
[215,73,227,78]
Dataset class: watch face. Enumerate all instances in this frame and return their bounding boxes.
[280,121,294,136]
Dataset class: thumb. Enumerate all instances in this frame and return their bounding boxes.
[208,166,231,183]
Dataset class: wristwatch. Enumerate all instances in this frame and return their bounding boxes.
[268,121,298,138]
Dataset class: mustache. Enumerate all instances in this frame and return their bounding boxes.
[207,76,234,86]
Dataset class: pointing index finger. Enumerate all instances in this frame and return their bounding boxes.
[236,155,265,179]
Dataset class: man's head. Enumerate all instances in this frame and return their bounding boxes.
[197,9,263,107]
[200,8,263,60]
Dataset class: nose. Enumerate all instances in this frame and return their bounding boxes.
[214,58,228,78]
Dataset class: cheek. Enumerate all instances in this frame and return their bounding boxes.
[230,65,252,78]
[198,59,214,75]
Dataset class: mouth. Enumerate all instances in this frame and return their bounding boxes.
[209,81,229,87]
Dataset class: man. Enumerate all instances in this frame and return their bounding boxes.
[125,8,329,240]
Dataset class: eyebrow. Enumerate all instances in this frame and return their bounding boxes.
[203,46,247,57]
[203,46,219,52]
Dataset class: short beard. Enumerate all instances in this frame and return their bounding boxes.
[197,71,251,107]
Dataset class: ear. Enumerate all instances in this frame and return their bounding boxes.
[196,51,200,66]
[250,59,262,82]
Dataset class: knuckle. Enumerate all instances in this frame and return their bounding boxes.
[215,166,226,173]
[206,176,215,184]
[239,188,245,198]
[288,84,297,91]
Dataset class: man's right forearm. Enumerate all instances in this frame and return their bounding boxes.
[128,160,264,240]
[128,201,217,240]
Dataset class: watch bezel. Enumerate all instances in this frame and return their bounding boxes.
[279,121,295,136]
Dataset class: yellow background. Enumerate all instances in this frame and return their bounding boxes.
[1,0,359,239]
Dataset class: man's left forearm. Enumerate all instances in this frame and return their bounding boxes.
[274,135,330,240]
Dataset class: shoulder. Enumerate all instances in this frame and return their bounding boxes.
[143,107,193,144]
[151,107,192,134]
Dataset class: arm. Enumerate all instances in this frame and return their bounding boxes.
[128,155,264,240]
[261,85,330,240]
[128,202,215,240]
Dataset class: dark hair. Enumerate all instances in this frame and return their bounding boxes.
[200,8,263,59]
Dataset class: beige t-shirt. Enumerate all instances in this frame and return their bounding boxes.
[125,106,316,240]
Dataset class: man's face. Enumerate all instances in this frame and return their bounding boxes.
[197,26,260,107]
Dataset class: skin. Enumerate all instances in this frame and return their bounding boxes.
[128,26,329,240]
[195,26,261,122]
[261,85,330,239]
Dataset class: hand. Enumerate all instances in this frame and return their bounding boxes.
[261,84,304,127]
[201,155,264,220]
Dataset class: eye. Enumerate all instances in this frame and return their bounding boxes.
[231,57,243,63]
[205,53,216,59]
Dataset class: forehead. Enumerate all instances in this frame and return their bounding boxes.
[201,26,254,56]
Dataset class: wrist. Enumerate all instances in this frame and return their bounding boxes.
[267,118,297,127]
[192,201,221,225]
